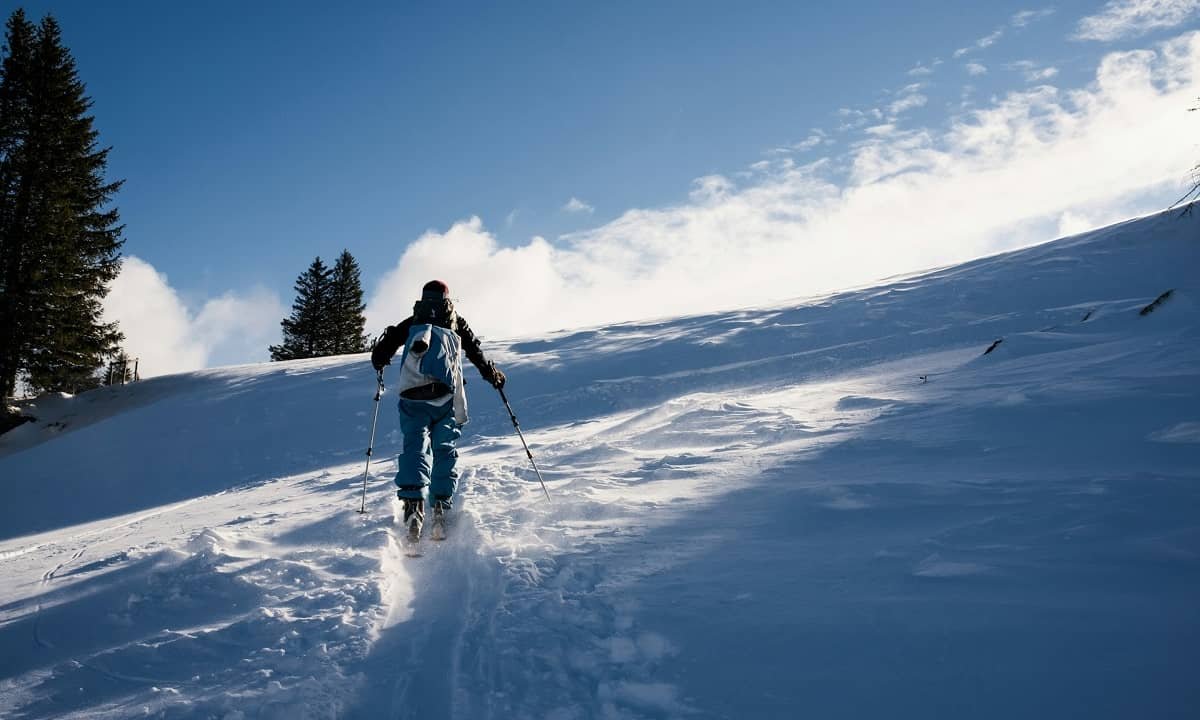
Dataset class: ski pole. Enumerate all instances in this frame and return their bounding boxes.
[498,387,551,502]
[357,369,385,514]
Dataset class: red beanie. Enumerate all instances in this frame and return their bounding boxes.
[421,280,449,300]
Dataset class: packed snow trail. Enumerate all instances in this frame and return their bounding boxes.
[1,207,1199,718]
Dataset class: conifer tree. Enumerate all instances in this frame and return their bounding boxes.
[328,249,367,355]
[270,257,332,361]
[0,11,123,399]
[0,10,38,400]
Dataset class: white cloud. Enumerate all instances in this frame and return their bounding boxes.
[192,288,287,368]
[1030,66,1060,80]
[1057,210,1095,235]
[907,60,942,76]
[841,106,885,124]
[1012,8,1056,27]
[103,257,203,375]
[1008,60,1062,81]
[1076,0,1200,41]
[777,131,827,154]
[792,132,830,151]
[955,26,1006,58]
[956,9,1055,59]
[966,62,989,75]
[889,93,929,115]
[505,209,519,227]
[688,175,737,203]
[977,28,1005,49]
[836,108,871,132]
[563,197,595,214]
[1056,199,1159,235]
[364,219,563,340]
[102,257,285,377]
[363,32,1200,342]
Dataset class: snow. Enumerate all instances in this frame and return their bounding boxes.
[2,207,1199,718]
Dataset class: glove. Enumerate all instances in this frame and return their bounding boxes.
[484,361,506,389]
[370,326,396,372]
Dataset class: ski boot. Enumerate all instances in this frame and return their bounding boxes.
[430,497,451,541]
[401,497,424,545]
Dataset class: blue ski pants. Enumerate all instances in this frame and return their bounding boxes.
[394,398,462,506]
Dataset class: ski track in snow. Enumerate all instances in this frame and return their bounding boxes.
[2,207,1200,718]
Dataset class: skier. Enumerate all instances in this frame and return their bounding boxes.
[370,280,506,544]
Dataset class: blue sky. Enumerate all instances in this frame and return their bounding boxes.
[6,1,1199,373]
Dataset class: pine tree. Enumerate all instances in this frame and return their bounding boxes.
[270,256,333,361]
[0,10,38,400]
[328,249,367,355]
[0,11,123,399]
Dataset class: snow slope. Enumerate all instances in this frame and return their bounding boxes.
[1,207,1198,719]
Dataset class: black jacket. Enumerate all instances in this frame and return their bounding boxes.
[371,314,491,376]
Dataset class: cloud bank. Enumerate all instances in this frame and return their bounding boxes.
[103,257,285,377]
[365,32,1200,341]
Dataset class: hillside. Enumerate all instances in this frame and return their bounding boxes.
[1,207,1198,719]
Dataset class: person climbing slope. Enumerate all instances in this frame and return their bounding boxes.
[370,280,506,544]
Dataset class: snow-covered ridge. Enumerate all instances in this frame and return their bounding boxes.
[1,207,1198,718]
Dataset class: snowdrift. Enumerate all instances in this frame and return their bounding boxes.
[1,207,1198,719]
